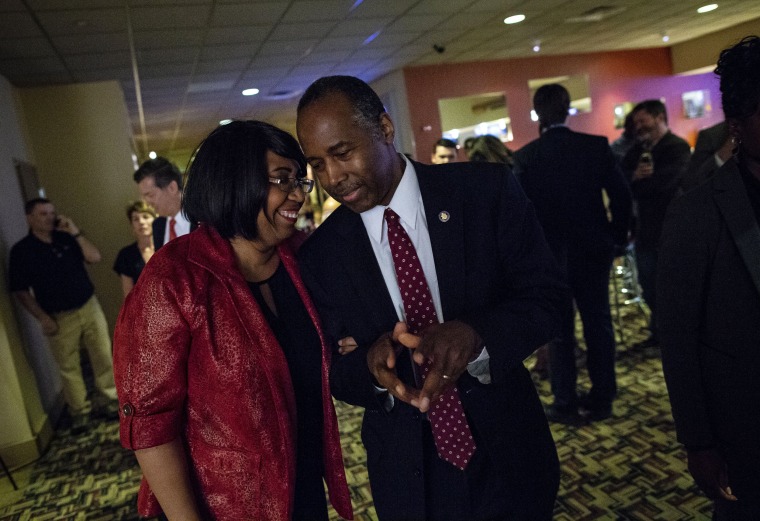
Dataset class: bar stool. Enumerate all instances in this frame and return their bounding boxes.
[610,245,649,346]
[0,453,18,490]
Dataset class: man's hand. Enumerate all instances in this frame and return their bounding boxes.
[56,214,80,236]
[687,448,737,502]
[633,161,654,180]
[40,314,59,336]
[394,320,482,413]
[366,331,419,406]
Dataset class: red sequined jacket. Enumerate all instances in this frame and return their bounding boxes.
[114,225,352,520]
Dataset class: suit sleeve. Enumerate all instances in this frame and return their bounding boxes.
[459,170,565,384]
[299,252,386,410]
[114,254,193,450]
[600,143,633,248]
[657,194,715,448]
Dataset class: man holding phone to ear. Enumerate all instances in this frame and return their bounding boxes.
[621,100,691,350]
[9,198,118,434]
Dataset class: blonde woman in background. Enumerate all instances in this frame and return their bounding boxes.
[113,200,156,297]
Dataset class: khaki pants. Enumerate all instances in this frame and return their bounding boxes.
[48,296,117,414]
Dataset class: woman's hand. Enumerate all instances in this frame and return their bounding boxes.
[337,336,358,354]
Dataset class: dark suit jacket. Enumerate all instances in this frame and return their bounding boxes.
[153,216,196,250]
[513,126,632,267]
[658,159,760,456]
[152,217,167,250]
[299,160,563,520]
[622,131,691,249]
[681,121,729,192]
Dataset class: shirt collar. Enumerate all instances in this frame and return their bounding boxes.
[361,155,421,243]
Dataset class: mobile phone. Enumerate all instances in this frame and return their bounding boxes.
[639,151,653,167]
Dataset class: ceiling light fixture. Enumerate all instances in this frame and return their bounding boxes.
[219,119,232,125]
[242,88,260,96]
[148,151,157,159]
[533,40,541,52]
[697,4,718,13]
[662,32,670,42]
[363,30,381,45]
[504,14,526,24]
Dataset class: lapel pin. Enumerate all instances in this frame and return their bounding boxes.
[438,211,450,223]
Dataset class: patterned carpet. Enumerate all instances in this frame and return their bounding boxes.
[0,265,713,520]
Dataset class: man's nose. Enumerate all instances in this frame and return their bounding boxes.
[320,160,346,188]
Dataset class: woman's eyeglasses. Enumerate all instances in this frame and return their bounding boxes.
[268,177,315,194]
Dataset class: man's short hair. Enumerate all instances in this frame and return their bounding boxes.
[133,157,184,191]
[182,120,307,240]
[25,198,51,215]
[632,99,668,124]
[533,84,570,125]
[433,138,457,153]
[298,75,386,137]
[715,35,760,120]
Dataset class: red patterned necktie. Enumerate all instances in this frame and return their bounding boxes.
[169,217,177,241]
[384,207,476,470]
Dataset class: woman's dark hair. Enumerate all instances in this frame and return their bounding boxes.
[182,120,307,240]
[715,35,760,120]
[468,135,513,166]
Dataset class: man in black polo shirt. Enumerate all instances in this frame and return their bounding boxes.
[9,198,117,432]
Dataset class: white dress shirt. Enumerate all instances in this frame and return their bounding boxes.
[360,156,490,389]
[164,211,191,245]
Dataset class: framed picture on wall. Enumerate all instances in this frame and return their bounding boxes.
[682,90,710,119]
[14,159,44,201]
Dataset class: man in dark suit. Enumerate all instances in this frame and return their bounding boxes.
[296,75,563,521]
[658,35,760,520]
[621,100,691,349]
[680,121,732,192]
[133,157,189,250]
[513,84,632,424]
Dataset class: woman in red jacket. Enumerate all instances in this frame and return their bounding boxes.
[114,121,352,521]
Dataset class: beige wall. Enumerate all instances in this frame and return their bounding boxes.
[18,81,140,331]
[0,75,54,467]
[671,17,760,74]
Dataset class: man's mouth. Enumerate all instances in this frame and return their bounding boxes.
[333,183,362,203]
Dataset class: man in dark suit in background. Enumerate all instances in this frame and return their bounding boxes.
[297,75,564,521]
[680,121,732,192]
[658,35,760,520]
[621,100,691,349]
[133,157,189,250]
[513,84,632,425]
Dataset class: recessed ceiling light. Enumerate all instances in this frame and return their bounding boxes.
[242,88,260,96]
[148,151,157,159]
[697,4,718,13]
[219,119,232,125]
[662,33,670,42]
[532,40,541,52]
[504,14,526,24]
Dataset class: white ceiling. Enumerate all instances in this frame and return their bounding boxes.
[2,0,759,160]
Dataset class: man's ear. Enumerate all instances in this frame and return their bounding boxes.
[167,180,180,195]
[379,112,395,144]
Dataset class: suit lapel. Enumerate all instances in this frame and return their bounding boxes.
[332,208,398,332]
[714,163,760,297]
[415,162,466,321]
